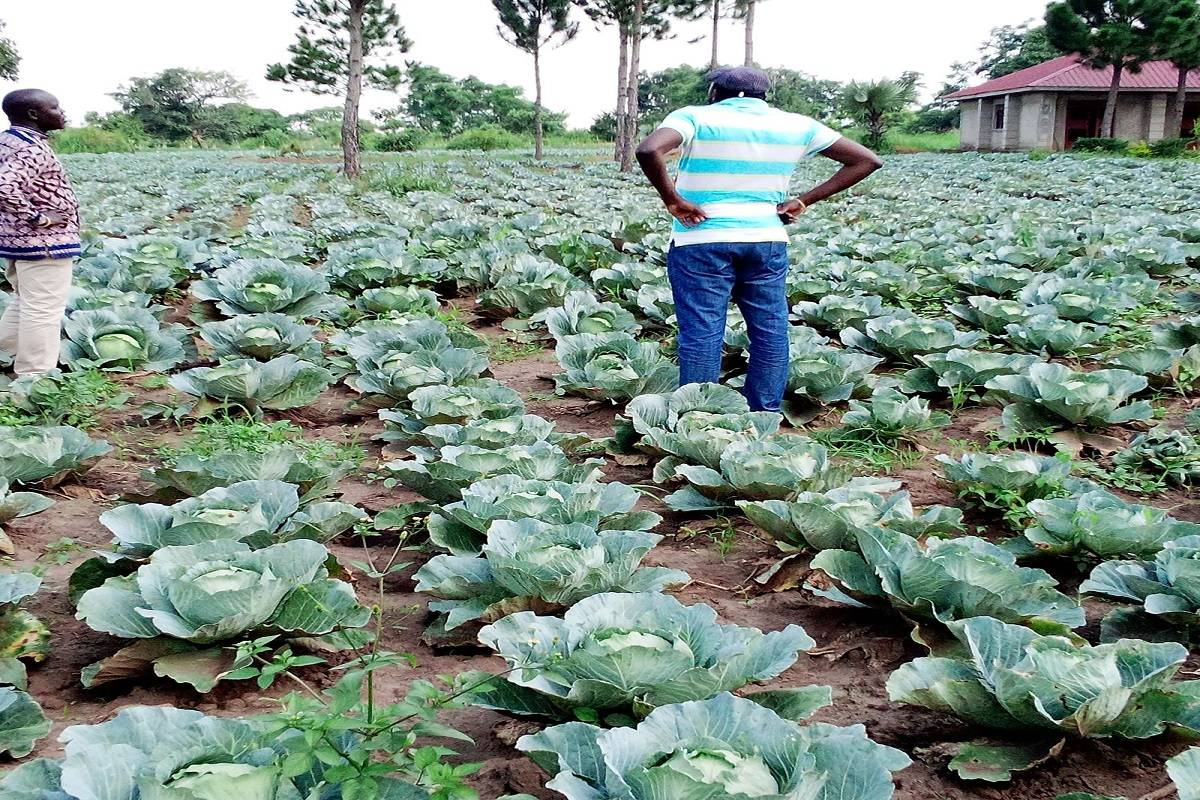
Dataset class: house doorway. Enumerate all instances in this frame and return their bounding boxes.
[1183,101,1199,139]
[1065,98,1107,147]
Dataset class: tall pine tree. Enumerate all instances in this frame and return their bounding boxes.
[0,21,18,81]
[1045,0,1165,138]
[267,0,411,177]
[493,0,579,160]
[735,0,769,66]
[1155,0,1200,136]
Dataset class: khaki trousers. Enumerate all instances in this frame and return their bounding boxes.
[0,258,73,377]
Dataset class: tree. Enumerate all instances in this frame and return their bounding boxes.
[493,0,578,159]
[639,65,709,126]
[765,68,844,120]
[702,0,738,68]
[267,0,411,178]
[574,0,701,167]
[0,21,18,81]
[1045,0,1165,138]
[396,64,566,137]
[1154,0,1200,136]
[111,69,248,144]
[977,22,1065,78]
[195,104,290,143]
[841,78,918,150]
[906,62,972,133]
[734,0,768,66]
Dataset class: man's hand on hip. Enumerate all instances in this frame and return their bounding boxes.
[666,197,708,228]
[776,199,808,225]
[33,211,66,227]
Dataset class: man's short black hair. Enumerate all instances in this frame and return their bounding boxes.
[2,89,54,122]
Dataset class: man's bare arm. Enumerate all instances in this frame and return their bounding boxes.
[635,129,707,227]
[778,138,883,222]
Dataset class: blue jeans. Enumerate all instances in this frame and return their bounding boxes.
[667,241,790,412]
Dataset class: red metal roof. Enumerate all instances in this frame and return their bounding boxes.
[946,55,1200,100]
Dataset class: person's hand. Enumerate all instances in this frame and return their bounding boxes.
[35,212,66,227]
[666,197,707,227]
[776,198,808,225]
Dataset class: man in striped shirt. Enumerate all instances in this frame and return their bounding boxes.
[636,67,881,412]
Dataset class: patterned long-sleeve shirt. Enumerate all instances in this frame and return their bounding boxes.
[0,127,81,261]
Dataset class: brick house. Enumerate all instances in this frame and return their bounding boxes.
[947,55,1200,151]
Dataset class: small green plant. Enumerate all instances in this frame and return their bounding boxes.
[0,371,129,429]
[157,416,364,466]
[487,336,543,364]
[810,428,922,474]
[678,517,740,560]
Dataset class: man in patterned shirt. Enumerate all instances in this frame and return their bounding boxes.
[0,89,79,377]
[636,67,882,413]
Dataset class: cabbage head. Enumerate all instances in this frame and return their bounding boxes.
[841,314,984,364]
[792,293,885,331]
[1114,427,1200,485]
[902,349,1040,394]
[61,307,192,372]
[1082,536,1200,641]
[518,693,910,800]
[348,346,489,408]
[554,332,679,403]
[949,296,1052,334]
[428,475,660,557]
[740,479,963,552]
[532,290,641,338]
[199,313,322,361]
[77,539,370,690]
[356,285,441,316]
[661,436,850,512]
[986,362,1152,432]
[809,527,1084,637]
[1021,489,1199,559]
[378,380,526,443]
[618,383,780,471]
[139,445,357,503]
[385,441,604,505]
[192,258,344,318]
[887,616,1200,769]
[169,355,334,412]
[413,520,687,630]
[473,591,816,721]
[0,425,111,486]
[477,258,585,319]
[839,387,950,442]
[325,237,446,290]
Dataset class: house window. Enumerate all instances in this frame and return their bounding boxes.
[994,102,1006,129]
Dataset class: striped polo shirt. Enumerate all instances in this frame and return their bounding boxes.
[657,97,841,246]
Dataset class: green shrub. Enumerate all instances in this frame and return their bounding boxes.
[1149,138,1193,158]
[52,127,136,154]
[1073,137,1129,153]
[1127,140,1154,158]
[373,129,427,152]
[446,125,524,151]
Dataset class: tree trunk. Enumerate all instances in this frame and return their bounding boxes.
[620,0,644,173]
[1101,62,1123,139]
[342,0,365,178]
[615,26,629,162]
[533,46,545,160]
[1167,63,1188,138]
[743,0,755,67]
[710,0,721,69]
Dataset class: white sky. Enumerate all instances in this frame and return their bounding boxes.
[0,0,1050,128]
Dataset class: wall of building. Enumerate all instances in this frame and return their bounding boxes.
[1017,92,1058,149]
[960,101,981,149]
[1114,94,1152,140]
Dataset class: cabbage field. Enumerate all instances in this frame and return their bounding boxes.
[0,148,1199,800]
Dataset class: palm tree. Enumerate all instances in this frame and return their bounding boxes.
[841,79,917,150]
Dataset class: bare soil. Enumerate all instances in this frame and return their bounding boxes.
[6,343,1199,800]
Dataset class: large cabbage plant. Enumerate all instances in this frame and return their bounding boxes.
[986,363,1152,433]
[887,616,1200,781]
[0,705,427,799]
[661,437,850,512]
[841,314,984,364]
[792,293,886,331]
[1004,314,1109,356]
[1082,535,1200,642]
[385,441,603,505]
[193,258,344,318]
[139,445,356,503]
[472,591,815,721]
[199,313,322,361]
[902,349,1039,394]
[61,307,192,372]
[0,425,111,486]
[413,520,687,631]
[170,355,334,413]
[554,332,679,402]
[1114,427,1200,486]
[378,380,526,444]
[616,383,780,471]
[808,528,1084,637]
[518,693,911,800]
[1019,489,1199,560]
[531,290,641,338]
[325,237,447,290]
[93,479,364,560]
[347,343,489,409]
[77,539,371,690]
[0,572,49,688]
[428,475,660,557]
[740,479,963,552]
[838,387,950,442]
